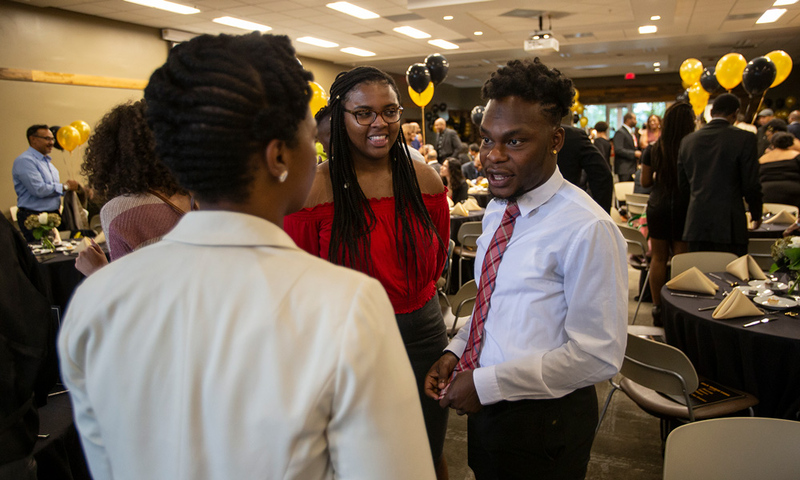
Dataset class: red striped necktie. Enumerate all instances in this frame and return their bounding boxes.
[455,200,521,373]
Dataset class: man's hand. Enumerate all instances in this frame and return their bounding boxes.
[439,370,482,415]
[424,352,458,401]
[749,217,762,230]
[75,241,108,276]
[64,179,80,191]
[634,150,642,159]
[784,222,800,237]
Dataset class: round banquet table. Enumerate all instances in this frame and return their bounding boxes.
[749,222,790,239]
[450,209,484,244]
[469,192,491,208]
[662,274,800,419]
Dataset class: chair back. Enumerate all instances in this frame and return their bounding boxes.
[670,251,738,279]
[621,333,699,398]
[457,221,482,249]
[748,238,775,271]
[617,224,648,257]
[614,181,634,203]
[10,206,18,222]
[763,202,799,218]
[663,417,800,480]
[437,239,456,293]
[625,193,649,216]
[448,280,477,336]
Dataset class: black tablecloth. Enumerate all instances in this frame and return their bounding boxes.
[470,192,491,208]
[35,251,85,316]
[662,274,800,419]
[749,223,789,238]
[450,210,484,244]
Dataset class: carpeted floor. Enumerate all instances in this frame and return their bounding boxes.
[441,266,664,479]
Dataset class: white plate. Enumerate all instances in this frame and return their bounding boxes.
[736,285,771,297]
[55,244,75,252]
[753,294,798,310]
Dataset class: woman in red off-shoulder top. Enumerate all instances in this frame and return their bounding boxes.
[284,67,450,479]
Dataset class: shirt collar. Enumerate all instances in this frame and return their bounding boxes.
[163,210,300,250]
[27,146,51,162]
[489,168,564,218]
[622,124,635,135]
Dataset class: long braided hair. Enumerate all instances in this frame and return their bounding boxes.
[144,32,313,203]
[327,66,445,279]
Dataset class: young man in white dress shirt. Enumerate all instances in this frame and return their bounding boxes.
[425,58,628,479]
[58,33,435,480]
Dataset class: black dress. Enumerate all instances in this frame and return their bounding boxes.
[642,146,689,241]
[759,155,800,209]
[450,180,469,204]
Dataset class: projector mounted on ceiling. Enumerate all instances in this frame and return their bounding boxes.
[524,15,559,53]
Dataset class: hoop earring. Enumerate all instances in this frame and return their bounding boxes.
[278,171,288,183]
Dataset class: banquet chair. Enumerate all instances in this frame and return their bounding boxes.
[443,280,477,337]
[748,238,776,271]
[763,202,799,218]
[663,417,800,480]
[614,181,634,210]
[669,251,738,279]
[617,224,650,324]
[10,206,18,222]
[453,221,482,287]
[596,333,758,442]
[624,193,649,216]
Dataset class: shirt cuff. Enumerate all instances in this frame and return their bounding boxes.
[473,365,503,405]
[445,338,467,358]
[57,183,65,195]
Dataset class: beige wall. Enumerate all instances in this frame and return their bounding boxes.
[0,0,349,218]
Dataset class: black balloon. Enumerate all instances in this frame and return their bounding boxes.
[676,90,689,103]
[425,53,449,86]
[49,126,64,151]
[431,104,439,113]
[470,105,485,126]
[742,56,777,97]
[699,68,720,94]
[406,63,431,94]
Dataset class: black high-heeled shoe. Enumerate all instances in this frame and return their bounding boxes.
[652,305,663,327]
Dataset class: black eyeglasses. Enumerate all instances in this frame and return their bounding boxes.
[33,135,55,142]
[344,106,404,126]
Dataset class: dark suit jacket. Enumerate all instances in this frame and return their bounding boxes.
[612,127,637,177]
[788,122,800,140]
[435,128,462,160]
[677,119,762,245]
[558,126,614,213]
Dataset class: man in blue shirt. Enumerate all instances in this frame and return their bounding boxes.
[12,125,79,242]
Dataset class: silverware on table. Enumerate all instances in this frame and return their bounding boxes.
[670,292,716,299]
[698,305,720,311]
[708,272,738,287]
[743,317,778,328]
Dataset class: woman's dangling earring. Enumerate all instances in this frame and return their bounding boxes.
[278,170,288,183]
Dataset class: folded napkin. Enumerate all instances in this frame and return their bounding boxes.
[450,202,469,217]
[666,266,720,295]
[726,255,767,281]
[447,196,454,208]
[463,198,481,211]
[94,231,106,244]
[712,288,763,319]
[763,210,797,225]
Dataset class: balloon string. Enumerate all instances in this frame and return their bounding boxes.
[750,92,768,124]
[421,106,426,146]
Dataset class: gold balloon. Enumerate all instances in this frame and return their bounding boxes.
[573,102,584,114]
[679,58,704,86]
[57,126,81,153]
[688,82,709,117]
[70,120,91,145]
[579,116,588,128]
[308,81,329,116]
[765,50,793,88]
[786,96,797,109]
[776,109,790,119]
[573,88,580,103]
[408,83,434,107]
[715,53,747,91]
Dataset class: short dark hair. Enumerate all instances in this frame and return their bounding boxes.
[710,93,740,117]
[468,143,479,153]
[481,58,573,125]
[765,118,788,133]
[771,132,795,149]
[26,124,49,144]
[623,112,636,122]
[144,32,313,203]
[594,121,609,133]
[81,100,185,202]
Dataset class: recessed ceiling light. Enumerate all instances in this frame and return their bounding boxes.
[341,47,376,57]
[757,8,787,23]
[393,26,431,39]
[428,39,459,49]
[326,2,379,20]
[654,67,661,72]
[773,0,797,5]
[638,25,658,34]
[124,0,199,14]
[443,15,453,20]
[474,31,483,36]
[213,16,271,31]
[650,15,661,21]
[653,62,661,67]
[296,36,338,48]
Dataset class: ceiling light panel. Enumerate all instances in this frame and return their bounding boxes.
[213,16,271,31]
[124,0,199,14]
[393,26,431,38]
[756,8,786,24]
[638,25,657,34]
[326,2,380,20]
[296,36,338,47]
[341,47,376,56]
[428,39,459,49]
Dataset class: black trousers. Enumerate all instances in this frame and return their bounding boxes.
[467,386,598,480]
[16,207,59,243]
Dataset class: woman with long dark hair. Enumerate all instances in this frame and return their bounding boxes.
[641,102,695,325]
[284,66,450,478]
[441,157,468,203]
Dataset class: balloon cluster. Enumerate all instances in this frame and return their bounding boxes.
[308,81,329,116]
[569,89,588,127]
[677,51,793,116]
[406,54,449,108]
[56,121,91,153]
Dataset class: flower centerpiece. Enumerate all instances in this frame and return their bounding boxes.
[770,236,800,295]
[24,212,61,251]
